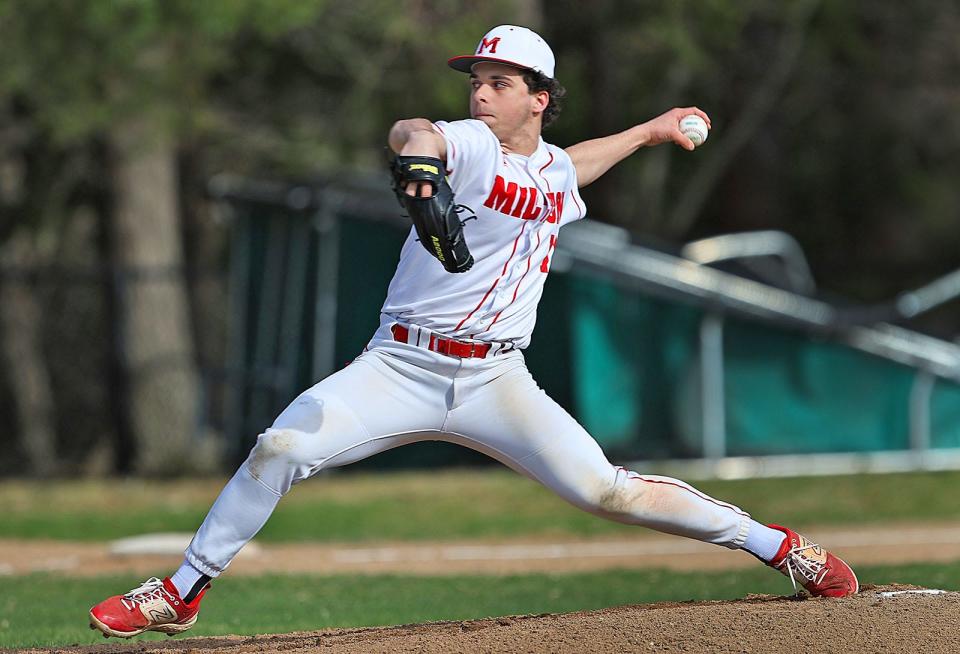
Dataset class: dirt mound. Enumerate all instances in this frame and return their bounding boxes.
[21,585,960,654]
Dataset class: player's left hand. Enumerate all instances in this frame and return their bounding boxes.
[639,107,711,151]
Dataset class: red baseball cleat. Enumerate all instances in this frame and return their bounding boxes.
[768,524,858,598]
[88,577,208,638]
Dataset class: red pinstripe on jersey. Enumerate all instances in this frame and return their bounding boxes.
[570,188,585,220]
[538,151,555,184]
[454,221,528,332]
[483,230,541,332]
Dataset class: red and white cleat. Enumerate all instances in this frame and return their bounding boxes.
[89,577,208,638]
[768,524,858,598]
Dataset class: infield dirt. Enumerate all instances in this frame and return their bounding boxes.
[17,585,960,654]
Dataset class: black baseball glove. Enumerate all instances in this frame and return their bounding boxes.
[389,155,474,274]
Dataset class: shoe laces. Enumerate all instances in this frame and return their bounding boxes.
[119,577,175,611]
[781,542,828,593]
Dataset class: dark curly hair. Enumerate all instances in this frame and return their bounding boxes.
[523,70,566,129]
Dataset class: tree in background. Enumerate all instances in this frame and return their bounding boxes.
[0,0,334,474]
[543,0,959,327]
[0,0,514,474]
[0,1,956,476]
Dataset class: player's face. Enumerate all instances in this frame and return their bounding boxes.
[469,63,547,138]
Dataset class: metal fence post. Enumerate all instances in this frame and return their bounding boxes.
[909,370,935,468]
[311,192,342,382]
[223,204,252,463]
[700,312,727,459]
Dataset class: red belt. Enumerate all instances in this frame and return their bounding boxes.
[391,324,492,359]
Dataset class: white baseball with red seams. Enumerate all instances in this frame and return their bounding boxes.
[379,119,584,349]
[679,114,708,147]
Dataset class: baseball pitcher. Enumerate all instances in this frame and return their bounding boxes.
[89,25,857,639]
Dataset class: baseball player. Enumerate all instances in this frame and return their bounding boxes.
[89,24,857,639]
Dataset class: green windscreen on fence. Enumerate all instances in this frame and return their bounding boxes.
[933,383,960,448]
[567,273,960,458]
[228,206,960,465]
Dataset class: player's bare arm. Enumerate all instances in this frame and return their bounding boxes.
[565,106,712,188]
[389,118,446,157]
[389,119,447,197]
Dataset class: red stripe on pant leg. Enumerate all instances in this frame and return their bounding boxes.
[618,467,750,518]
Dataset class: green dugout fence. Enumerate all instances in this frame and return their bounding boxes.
[211,176,960,475]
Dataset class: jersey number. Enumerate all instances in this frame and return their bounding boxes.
[540,234,558,273]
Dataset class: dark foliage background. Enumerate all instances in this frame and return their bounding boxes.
[0,1,957,475]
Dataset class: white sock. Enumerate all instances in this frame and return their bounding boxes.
[170,559,208,600]
[742,521,787,562]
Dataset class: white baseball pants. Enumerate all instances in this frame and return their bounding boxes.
[185,326,751,576]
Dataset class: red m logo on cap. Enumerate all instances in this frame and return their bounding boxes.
[477,37,500,54]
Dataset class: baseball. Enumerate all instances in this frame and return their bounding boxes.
[679,114,709,147]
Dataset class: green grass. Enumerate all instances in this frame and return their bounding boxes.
[2,469,959,542]
[2,562,958,649]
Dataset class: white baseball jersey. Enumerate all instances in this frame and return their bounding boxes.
[379,119,587,349]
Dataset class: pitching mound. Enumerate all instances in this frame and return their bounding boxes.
[25,585,960,653]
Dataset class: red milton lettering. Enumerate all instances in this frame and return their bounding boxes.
[544,191,565,224]
[483,175,521,214]
[484,176,542,220]
[483,176,568,222]
[540,234,558,272]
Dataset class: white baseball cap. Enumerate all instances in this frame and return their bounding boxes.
[448,25,556,79]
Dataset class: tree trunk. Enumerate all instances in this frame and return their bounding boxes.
[513,0,544,29]
[664,0,821,238]
[108,118,210,475]
[0,233,57,476]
